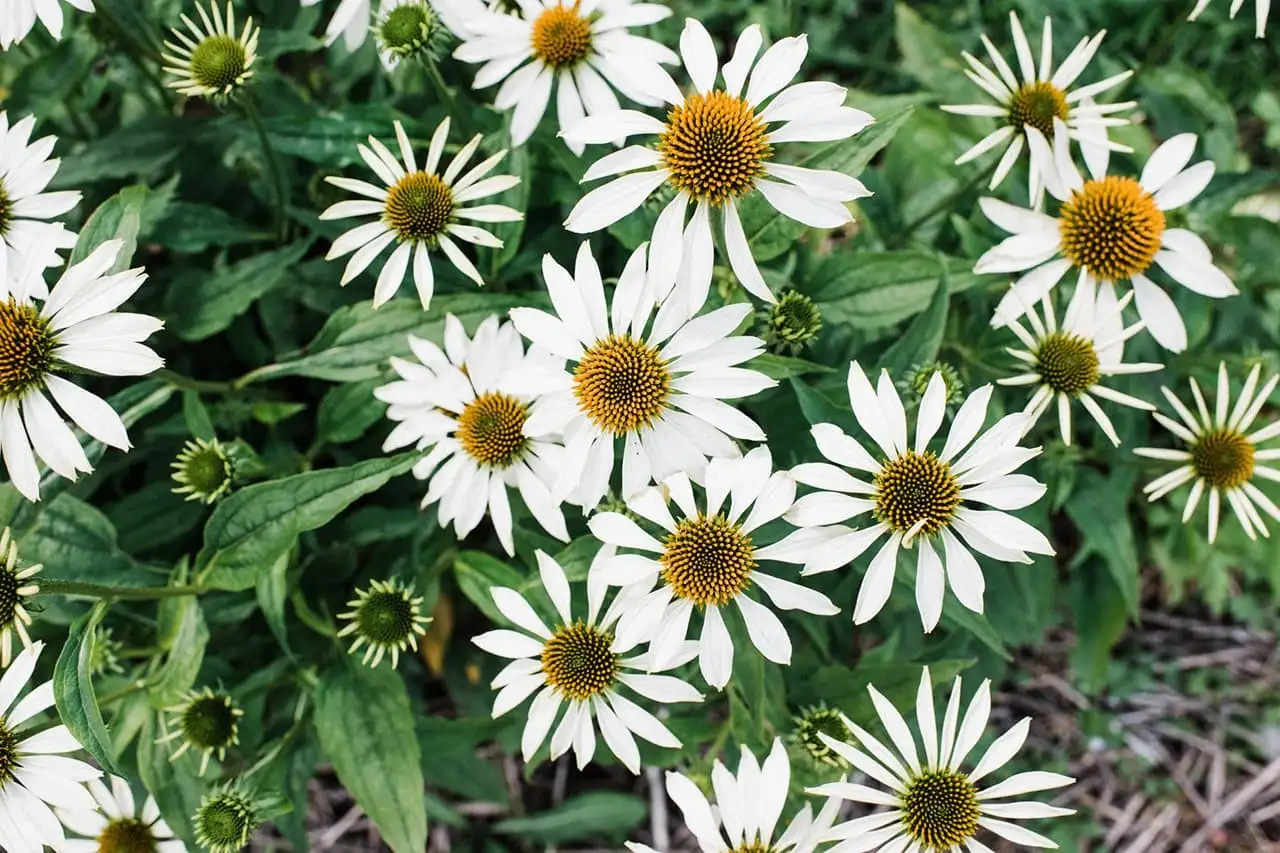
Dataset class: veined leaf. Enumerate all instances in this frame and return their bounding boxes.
[53,602,120,774]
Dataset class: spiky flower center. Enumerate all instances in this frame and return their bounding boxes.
[354,588,420,646]
[794,706,850,767]
[1191,428,1255,489]
[659,90,773,205]
[0,299,55,401]
[661,514,756,607]
[181,695,238,751]
[98,819,159,853]
[194,791,256,853]
[456,392,528,468]
[190,35,247,91]
[540,621,618,701]
[765,290,823,353]
[1035,331,1100,395]
[173,439,234,503]
[380,4,434,51]
[573,335,671,434]
[384,171,454,244]
[874,451,962,537]
[530,4,593,68]
[1007,81,1069,137]
[0,568,18,633]
[730,843,775,853]
[907,362,965,407]
[0,719,17,786]
[901,770,981,850]
[1058,176,1165,281]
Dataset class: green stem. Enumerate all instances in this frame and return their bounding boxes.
[92,2,172,108]
[96,681,147,708]
[422,55,457,116]
[241,94,289,241]
[156,368,237,394]
[39,579,208,600]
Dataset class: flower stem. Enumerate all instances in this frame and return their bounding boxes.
[39,579,208,600]
[91,1,172,108]
[421,55,458,117]
[241,94,289,241]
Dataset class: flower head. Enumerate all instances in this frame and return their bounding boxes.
[337,578,432,668]
[900,361,966,413]
[506,241,776,511]
[810,667,1074,853]
[171,437,234,504]
[449,0,678,152]
[376,314,570,553]
[761,289,822,356]
[941,12,1134,207]
[472,548,702,773]
[0,527,40,667]
[298,0,371,50]
[57,775,188,853]
[1135,362,1280,543]
[0,0,94,49]
[999,279,1160,446]
[1189,0,1270,37]
[160,687,244,776]
[564,19,873,304]
[785,362,1054,632]
[791,703,851,769]
[0,112,81,293]
[374,0,445,69]
[588,446,839,689]
[192,780,260,853]
[162,2,260,100]
[87,626,125,678]
[321,118,521,309]
[976,121,1233,353]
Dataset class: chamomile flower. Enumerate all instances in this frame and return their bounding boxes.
[999,278,1160,446]
[472,548,702,773]
[941,12,1134,207]
[1189,0,1270,37]
[563,18,873,304]
[159,687,244,776]
[975,119,1233,353]
[376,315,570,554]
[449,0,677,153]
[810,667,1075,853]
[626,739,842,853]
[0,239,163,503]
[162,1,260,100]
[504,241,775,512]
[1135,362,1280,544]
[0,643,101,853]
[785,362,1054,633]
[337,578,432,668]
[0,112,80,293]
[320,118,521,308]
[299,0,371,50]
[58,776,188,853]
[0,527,40,667]
[0,0,93,49]
[588,446,839,689]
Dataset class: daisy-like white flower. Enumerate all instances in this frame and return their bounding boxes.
[627,738,842,853]
[941,12,1134,207]
[563,18,873,304]
[1189,0,1270,37]
[999,278,1160,446]
[784,361,1054,633]
[58,776,187,853]
[0,527,40,666]
[472,548,702,773]
[300,0,371,50]
[1135,361,1280,544]
[0,113,80,293]
[0,643,101,853]
[450,0,677,154]
[810,667,1075,853]
[376,314,570,553]
[337,577,432,668]
[505,241,776,512]
[0,0,93,49]
[162,1,260,100]
[588,446,839,689]
[320,118,521,308]
[975,118,1233,354]
[159,687,244,776]
[0,239,163,503]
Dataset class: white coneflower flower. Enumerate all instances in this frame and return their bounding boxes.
[320,118,521,308]
[0,0,93,49]
[999,278,1160,446]
[373,0,444,70]
[976,118,1233,353]
[300,0,372,50]
[0,239,163,503]
[1189,0,1270,37]
[563,18,873,304]
[810,667,1075,853]
[589,446,839,689]
[504,241,775,512]
[472,548,702,773]
[159,687,244,776]
[1135,361,1280,544]
[0,643,101,853]
[376,314,570,553]
[941,12,1134,208]
[58,776,188,853]
[162,1,260,100]
[449,0,677,153]
[0,528,40,667]
[337,578,432,668]
[785,361,1054,633]
[627,739,842,853]
[0,112,80,294]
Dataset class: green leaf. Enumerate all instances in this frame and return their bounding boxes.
[1065,469,1141,618]
[199,454,417,591]
[53,602,120,774]
[54,118,191,186]
[316,379,387,446]
[256,552,293,654]
[791,659,975,719]
[149,595,209,709]
[810,251,982,331]
[138,713,204,843]
[893,5,972,103]
[258,105,417,165]
[791,377,851,426]
[454,551,526,625]
[493,792,646,844]
[155,202,272,253]
[68,185,154,271]
[165,241,311,341]
[182,391,216,440]
[315,663,427,853]
[1070,558,1129,693]
[110,484,206,554]
[752,353,833,380]
[880,273,950,376]
[27,494,147,587]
